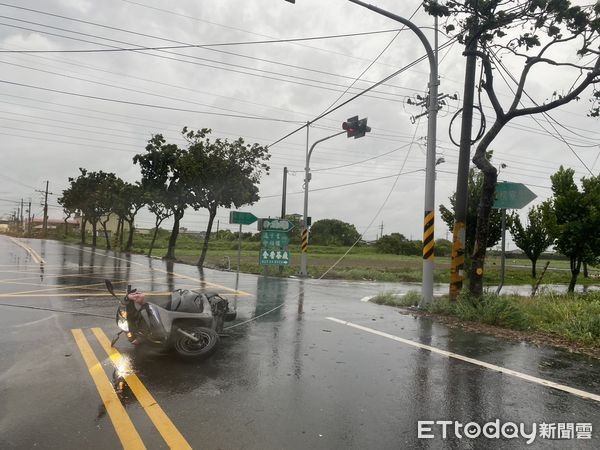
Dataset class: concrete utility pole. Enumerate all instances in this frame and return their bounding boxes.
[349,0,439,306]
[450,17,478,301]
[280,166,288,275]
[20,198,23,233]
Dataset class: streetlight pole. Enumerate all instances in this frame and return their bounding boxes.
[349,0,439,306]
[299,130,346,277]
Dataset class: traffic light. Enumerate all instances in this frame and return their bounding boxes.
[342,116,359,138]
[342,116,370,139]
[355,118,371,138]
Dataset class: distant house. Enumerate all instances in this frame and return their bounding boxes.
[31,217,79,230]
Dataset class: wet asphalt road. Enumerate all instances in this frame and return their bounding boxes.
[0,235,599,449]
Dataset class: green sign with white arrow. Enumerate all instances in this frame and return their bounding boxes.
[493,182,537,209]
[229,211,258,225]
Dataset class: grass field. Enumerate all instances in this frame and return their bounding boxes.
[48,228,600,287]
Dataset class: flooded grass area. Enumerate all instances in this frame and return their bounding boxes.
[425,292,600,349]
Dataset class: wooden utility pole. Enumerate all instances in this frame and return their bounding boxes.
[450,16,478,301]
[42,181,49,238]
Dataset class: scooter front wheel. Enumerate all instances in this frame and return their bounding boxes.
[173,326,219,359]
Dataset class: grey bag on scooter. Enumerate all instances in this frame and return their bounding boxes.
[169,289,204,313]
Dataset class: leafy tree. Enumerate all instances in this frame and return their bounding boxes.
[310,219,361,246]
[119,183,147,252]
[59,184,82,241]
[439,165,502,265]
[435,238,453,257]
[181,128,270,268]
[509,205,553,278]
[376,233,408,254]
[134,135,194,260]
[146,192,173,257]
[426,0,600,297]
[543,166,600,292]
[284,214,303,244]
[59,169,117,247]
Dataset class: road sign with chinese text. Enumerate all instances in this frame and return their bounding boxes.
[259,230,290,265]
[259,218,295,232]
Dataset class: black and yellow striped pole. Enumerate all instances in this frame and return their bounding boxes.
[301,228,308,253]
[423,211,435,260]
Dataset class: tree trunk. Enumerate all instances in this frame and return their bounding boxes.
[531,258,537,279]
[101,221,111,250]
[197,207,217,268]
[120,219,125,248]
[64,219,69,239]
[165,208,183,260]
[80,218,87,244]
[148,218,164,257]
[568,257,581,293]
[469,169,498,297]
[125,219,135,252]
[583,262,589,278]
[91,221,97,247]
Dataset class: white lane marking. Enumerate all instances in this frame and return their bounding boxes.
[8,238,45,264]
[12,315,56,328]
[326,317,600,403]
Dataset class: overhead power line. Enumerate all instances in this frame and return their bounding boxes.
[0,19,408,103]
[0,79,304,123]
[267,37,458,149]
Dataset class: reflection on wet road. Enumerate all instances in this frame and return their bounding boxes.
[0,236,598,449]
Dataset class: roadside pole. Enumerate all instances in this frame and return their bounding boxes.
[27,200,31,236]
[280,167,288,275]
[300,123,310,277]
[42,181,49,239]
[496,208,507,294]
[348,0,440,306]
[300,131,346,277]
[450,21,478,301]
[237,224,242,272]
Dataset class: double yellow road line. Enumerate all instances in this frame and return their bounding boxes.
[72,328,192,449]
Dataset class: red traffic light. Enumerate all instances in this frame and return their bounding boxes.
[342,115,370,138]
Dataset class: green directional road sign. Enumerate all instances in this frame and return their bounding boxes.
[259,230,290,265]
[493,182,537,209]
[229,211,258,225]
[259,218,295,232]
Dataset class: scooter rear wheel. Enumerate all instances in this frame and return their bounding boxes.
[173,326,219,359]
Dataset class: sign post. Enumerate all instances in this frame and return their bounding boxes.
[229,211,258,272]
[493,182,537,294]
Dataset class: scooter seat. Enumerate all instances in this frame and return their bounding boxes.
[166,290,205,313]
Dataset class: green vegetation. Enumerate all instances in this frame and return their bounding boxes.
[371,290,421,307]
[426,292,600,347]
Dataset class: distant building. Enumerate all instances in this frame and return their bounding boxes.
[31,217,79,230]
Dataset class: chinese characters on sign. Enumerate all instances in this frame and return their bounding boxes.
[259,230,290,265]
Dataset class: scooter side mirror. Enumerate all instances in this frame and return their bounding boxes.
[105,279,117,298]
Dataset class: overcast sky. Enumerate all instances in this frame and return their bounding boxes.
[1,0,599,246]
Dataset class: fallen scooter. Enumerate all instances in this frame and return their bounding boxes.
[104,279,235,359]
